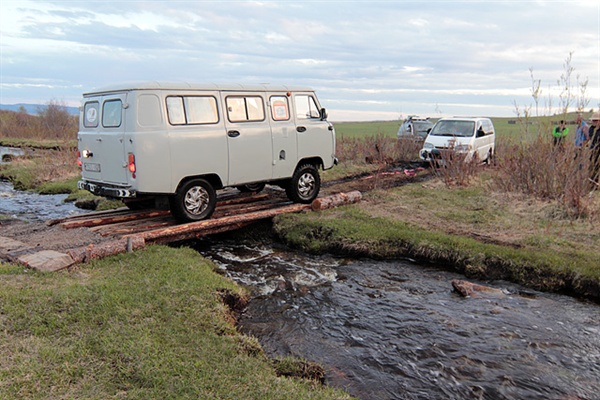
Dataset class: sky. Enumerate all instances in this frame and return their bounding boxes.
[1,0,599,122]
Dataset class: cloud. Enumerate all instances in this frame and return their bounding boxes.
[1,0,598,118]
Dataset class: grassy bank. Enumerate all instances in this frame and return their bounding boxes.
[0,245,352,399]
[273,178,600,302]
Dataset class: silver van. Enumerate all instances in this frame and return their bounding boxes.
[77,82,337,221]
[419,117,495,164]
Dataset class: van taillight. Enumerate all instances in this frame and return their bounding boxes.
[77,150,82,168]
[128,153,136,176]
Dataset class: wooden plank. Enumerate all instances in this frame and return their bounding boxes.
[128,203,312,243]
[59,210,170,229]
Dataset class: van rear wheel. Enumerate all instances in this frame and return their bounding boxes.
[286,164,320,203]
[170,179,216,222]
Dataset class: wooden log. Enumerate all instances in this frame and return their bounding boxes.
[311,190,362,211]
[47,207,131,226]
[150,221,255,244]
[59,210,170,229]
[66,236,145,263]
[128,203,311,243]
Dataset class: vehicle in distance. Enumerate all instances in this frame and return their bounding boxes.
[397,116,434,141]
[419,117,495,165]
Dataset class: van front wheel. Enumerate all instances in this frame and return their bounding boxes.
[286,164,320,203]
[170,179,216,222]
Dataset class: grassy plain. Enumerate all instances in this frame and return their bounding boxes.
[0,246,353,399]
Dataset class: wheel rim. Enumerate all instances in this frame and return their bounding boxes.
[184,186,210,215]
[298,172,315,198]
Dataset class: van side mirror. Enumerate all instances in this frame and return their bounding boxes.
[320,108,328,120]
[477,128,485,137]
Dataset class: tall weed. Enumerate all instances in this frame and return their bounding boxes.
[494,135,597,218]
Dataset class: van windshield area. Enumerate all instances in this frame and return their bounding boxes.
[429,120,475,137]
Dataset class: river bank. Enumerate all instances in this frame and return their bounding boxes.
[275,174,600,303]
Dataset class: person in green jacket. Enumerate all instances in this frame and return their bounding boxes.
[552,120,569,147]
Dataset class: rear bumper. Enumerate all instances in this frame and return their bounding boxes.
[78,180,136,198]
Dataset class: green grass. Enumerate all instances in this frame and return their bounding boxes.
[0,246,353,400]
[273,186,600,299]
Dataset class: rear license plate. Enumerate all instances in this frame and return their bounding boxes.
[84,163,101,172]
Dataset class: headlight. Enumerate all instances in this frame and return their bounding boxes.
[423,142,434,149]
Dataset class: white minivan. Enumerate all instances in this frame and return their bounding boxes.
[77,82,337,222]
[419,117,495,165]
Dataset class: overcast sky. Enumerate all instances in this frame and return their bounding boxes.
[1,0,599,121]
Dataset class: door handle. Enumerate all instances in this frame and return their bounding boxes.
[227,130,240,138]
[296,126,306,133]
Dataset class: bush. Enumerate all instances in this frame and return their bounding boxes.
[494,134,597,218]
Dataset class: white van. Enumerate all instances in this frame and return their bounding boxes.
[77,82,337,222]
[419,117,495,164]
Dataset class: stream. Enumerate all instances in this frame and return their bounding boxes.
[194,238,600,400]
[1,175,599,399]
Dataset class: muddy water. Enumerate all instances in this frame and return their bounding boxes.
[0,180,84,222]
[195,239,600,400]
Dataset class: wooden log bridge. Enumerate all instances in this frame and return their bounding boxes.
[0,190,361,272]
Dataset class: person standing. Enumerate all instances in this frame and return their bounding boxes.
[588,113,600,182]
[552,120,569,147]
[575,113,589,148]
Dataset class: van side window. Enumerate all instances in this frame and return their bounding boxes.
[102,100,122,128]
[166,96,219,125]
[295,95,320,119]
[270,96,290,121]
[186,97,219,124]
[83,101,99,128]
[187,97,218,124]
[226,96,265,122]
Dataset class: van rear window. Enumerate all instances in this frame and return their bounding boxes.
[83,101,99,128]
[102,100,122,128]
[166,96,218,125]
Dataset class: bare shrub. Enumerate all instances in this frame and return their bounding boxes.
[0,100,77,141]
[430,147,482,187]
[336,133,421,165]
[37,100,78,140]
[493,136,596,218]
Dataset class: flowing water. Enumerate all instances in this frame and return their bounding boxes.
[0,180,84,222]
[195,238,600,400]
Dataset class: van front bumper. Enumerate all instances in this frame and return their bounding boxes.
[78,180,136,198]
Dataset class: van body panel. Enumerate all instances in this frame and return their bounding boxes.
[294,92,336,169]
[166,91,227,192]
[221,92,273,185]
[268,92,298,179]
[76,82,335,204]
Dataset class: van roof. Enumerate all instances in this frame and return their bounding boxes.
[442,117,492,121]
[83,81,315,96]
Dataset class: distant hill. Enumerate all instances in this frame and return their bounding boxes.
[0,103,79,116]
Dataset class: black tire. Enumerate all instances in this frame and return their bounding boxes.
[485,149,494,165]
[169,179,216,222]
[286,164,320,203]
[236,182,266,193]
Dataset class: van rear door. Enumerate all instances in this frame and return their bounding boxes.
[79,93,128,186]
[221,92,273,185]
